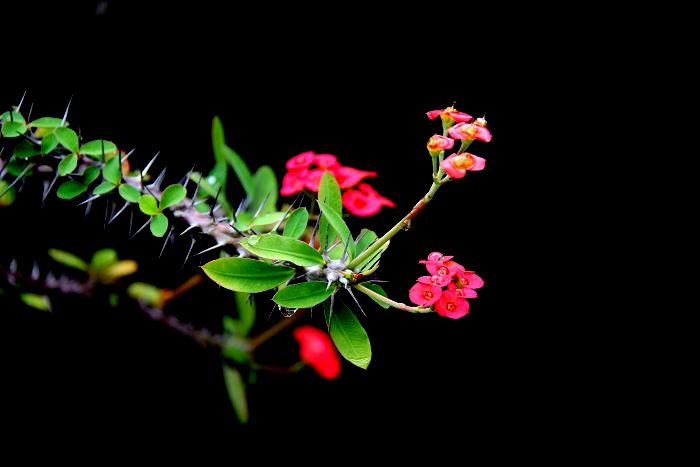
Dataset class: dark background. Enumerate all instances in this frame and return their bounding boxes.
[0,1,578,452]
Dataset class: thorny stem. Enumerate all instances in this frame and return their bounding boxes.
[353,283,432,314]
[347,179,443,271]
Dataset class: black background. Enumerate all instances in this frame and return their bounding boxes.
[0,1,578,453]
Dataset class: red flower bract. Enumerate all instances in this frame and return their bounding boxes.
[293,325,341,380]
[440,153,486,179]
[409,282,442,306]
[342,183,395,217]
[434,290,470,319]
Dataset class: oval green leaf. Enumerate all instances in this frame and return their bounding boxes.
[90,248,118,270]
[54,127,79,153]
[1,111,25,124]
[48,248,88,271]
[79,139,117,158]
[56,180,87,199]
[159,183,187,210]
[233,291,256,336]
[102,155,121,185]
[57,154,78,176]
[0,180,15,206]
[127,282,163,306]
[318,171,342,252]
[29,117,64,128]
[92,181,116,195]
[273,281,336,308]
[100,260,138,282]
[150,213,168,237]
[323,299,371,369]
[283,207,309,239]
[202,257,295,293]
[2,121,27,138]
[240,235,324,267]
[20,293,51,312]
[223,365,249,424]
[317,200,355,259]
[13,141,41,159]
[355,228,378,254]
[138,194,160,215]
[251,165,277,215]
[118,183,141,203]
[83,166,101,186]
[41,133,59,154]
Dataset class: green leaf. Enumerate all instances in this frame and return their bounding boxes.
[138,194,160,215]
[48,248,88,271]
[247,211,284,228]
[5,159,31,177]
[56,180,87,199]
[79,139,117,158]
[189,172,232,215]
[201,257,295,293]
[323,300,371,369]
[100,260,138,282]
[222,365,248,424]
[355,228,378,254]
[92,181,116,195]
[250,165,277,215]
[283,207,309,239]
[240,235,324,267]
[0,181,16,207]
[210,116,228,188]
[234,291,256,336]
[29,117,64,128]
[1,111,25,124]
[13,141,41,159]
[318,171,342,251]
[20,293,51,312]
[54,127,79,153]
[150,213,168,237]
[2,121,27,137]
[41,133,59,154]
[359,283,391,309]
[83,166,101,186]
[211,117,254,198]
[118,183,141,203]
[102,155,121,185]
[159,183,187,210]
[127,282,163,306]
[222,339,250,364]
[57,154,78,176]
[90,248,117,270]
[317,200,355,259]
[273,281,336,308]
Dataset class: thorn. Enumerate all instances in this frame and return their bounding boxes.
[159,227,174,258]
[328,292,335,331]
[122,148,135,162]
[142,151,160,177]
[0,163,35,198]
[210,186,222,218]
[267,303,278,321]
[346,287,367,317]
[323,228,330,255]
[181,237,196,269]
[109,201,130,224]
[191,242,225,258]
[27,102,34,121]
[104,201,112,229]
[76,194,101,207]
[129,217,152,240]
[235,197,248,218]
[180,164,195,187]
[61,95,73,126]
[309,212,321,247]
[31,261,40,281]
[189,175,201,206]
[17,90,26,112]
[252,192,271,220]
[9,259,17,274]
[342,233,351,262]
[228,223,248,237]
[128,209,134,236]
[272,192,302,233]
[147,167,167,192]
[42,172,60,204]
[84,199,93,218]
[140,172,154,196]
[179,224,199,236]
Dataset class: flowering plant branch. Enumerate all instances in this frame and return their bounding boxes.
[0,95,491,423]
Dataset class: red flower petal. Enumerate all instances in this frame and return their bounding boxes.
[286,151,316,171]
[332,166,377,189]
[408,282,442,306]
[293,325,341,380]
[434,290,470,319]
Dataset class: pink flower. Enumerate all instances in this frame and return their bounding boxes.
[342,183,395,217]
[426,251,453,262]
[286,151,317,171]
[417,274,452,287]
[293,325,341,380]
[420,259,463,277]
[455,270,484,289]
[303,169,327,192]
[313,153,339,169]
[434,290,470,319]
[448,282,478,298]
[280,169,309,196]
[409,282,442,306]
[439,153,486,179]
[331,166,377,189]
[426,107,474,124]
[427,134,455,157]
[447,123,492,143]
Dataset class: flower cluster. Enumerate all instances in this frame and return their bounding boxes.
[408,252,483,319]
[280,151,394,216]
[293,325,341,379]
[425,107,492,179]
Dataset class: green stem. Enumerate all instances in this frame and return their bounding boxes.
[354,283,432,314]
[347,178,442,271]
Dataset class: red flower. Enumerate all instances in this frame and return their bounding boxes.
[419,259,463,277]
[285,151,316,171]
[342,183,395,217]
[426,107,474,124]
[293,325,341,380]
[434,290,470,319]
[331,166,377,189]
[440,153,486,179]
[455,270,484,289]
[409,282,442,306]
[447,122,492,143]
[448,282,478,298]
[417,274,452,287]
[427,134,455,157]
[313,153,339,169]
[280,169,310,196]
